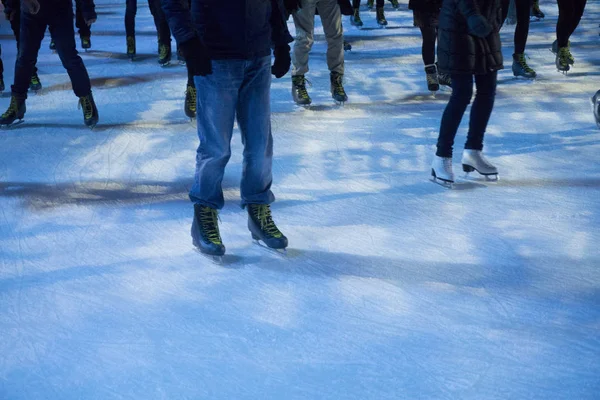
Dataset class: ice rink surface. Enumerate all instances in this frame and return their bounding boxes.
[0,1,599,399]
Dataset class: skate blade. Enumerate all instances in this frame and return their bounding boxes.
[463,171,499,182]
[0,119,24,129]
[253,239,288,257]
[193,247,225,265]
[430,175,454,189]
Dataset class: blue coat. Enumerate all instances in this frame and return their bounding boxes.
[162,0,293,60]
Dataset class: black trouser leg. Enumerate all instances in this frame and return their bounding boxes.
[75,0,91,38]
[419,26,436,65]
[376,0,384,6]
[50,6,92,97]
[567,0,587,39]
[465,71,497,151]
[148,0,171,45]
[556,0,575,47]
[125,0,137,37]
[12,11,46,97]
[352,0,360,8]
[513,0,530,54]
[436,74,474,158]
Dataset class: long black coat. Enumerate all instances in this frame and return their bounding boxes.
[408,0,442,11]
[162,0,293,60]
[437,0,503,75]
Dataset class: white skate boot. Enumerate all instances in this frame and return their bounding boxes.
[431,155,454,186]
[461,149,498,180]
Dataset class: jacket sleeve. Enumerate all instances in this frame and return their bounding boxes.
[161,0,198,45]
[456,0,492,38]
[78,0,97,20]
[270,0,294,48]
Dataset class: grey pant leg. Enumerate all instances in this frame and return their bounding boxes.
[291,0,317,76]
[317,0,344,74]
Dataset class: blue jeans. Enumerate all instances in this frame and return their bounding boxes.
[436,71,497,158]
[190,56,275,210]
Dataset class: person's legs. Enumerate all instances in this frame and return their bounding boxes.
[291,0,317,76]
[189,60,244,209]
[12,11,46,97]
[436,74,473,158]
[236,56,275,207]
[513,0,530,54]
[419,26,436,65]
[465,71,497,151]
[556,0,573,48]
[566,0,587,39]
[125,0,137,38]
[49,6,92,97]
[75,0,91,38]
[317,0,344,75]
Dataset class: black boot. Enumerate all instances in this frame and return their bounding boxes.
[184,85,196,119]
[78,92,99,128]
[376,7,387,27]
[0,95,26,127]
[158,42,172,66]
[81,36,91,51]
[192,204,226,256]
[126,36,136,60]
[292,75,312,105]
[29,72,42,92]
[247,204,288,250]
[330,72,348,103]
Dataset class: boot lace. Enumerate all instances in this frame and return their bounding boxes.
[331,74,346,98]
[293,76,311,100]
[557,47,571,67]
[2,96,19,118]
[186,86,197,113]
[30,73,40,86]
[516,54,535,74]
[159,44,170,60]
[199,207,222,245]
[127,36,136,53]
[79,95,94,119]
[250,204,282,239]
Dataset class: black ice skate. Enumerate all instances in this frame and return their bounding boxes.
[49,39,56,51]
[344,41,352,51]
[376,7,388,27]
[530,0,544,20]
[247,204,288,252]
[350,8,363,28]
[389,0,400,9]
[512,53,536,79]
[0,95,26,128]
[126,36,136,61]
[556,47,571,74]
[330,72,348,104]
[78,92,99,128]
[0,76,4,93]
[81,36,91,51]
[29,72,42,92]
[551,40,574,65]
[191,204,226,260]
[292,75,312,106]
[184,85,197,120]
[425,64,439,93]
[366,0,374,10]
[158,42,172,66]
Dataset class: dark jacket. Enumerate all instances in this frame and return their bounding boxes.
[5,0,96,20]
[162,0,293,60]
[437,0,503,75]
[408,0,442,12]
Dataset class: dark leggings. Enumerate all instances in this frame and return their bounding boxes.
[352,0,384,7]
[436,72,498,158]
[419,26,436,65]
[501,0,531,54]
[556,0,587,47]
